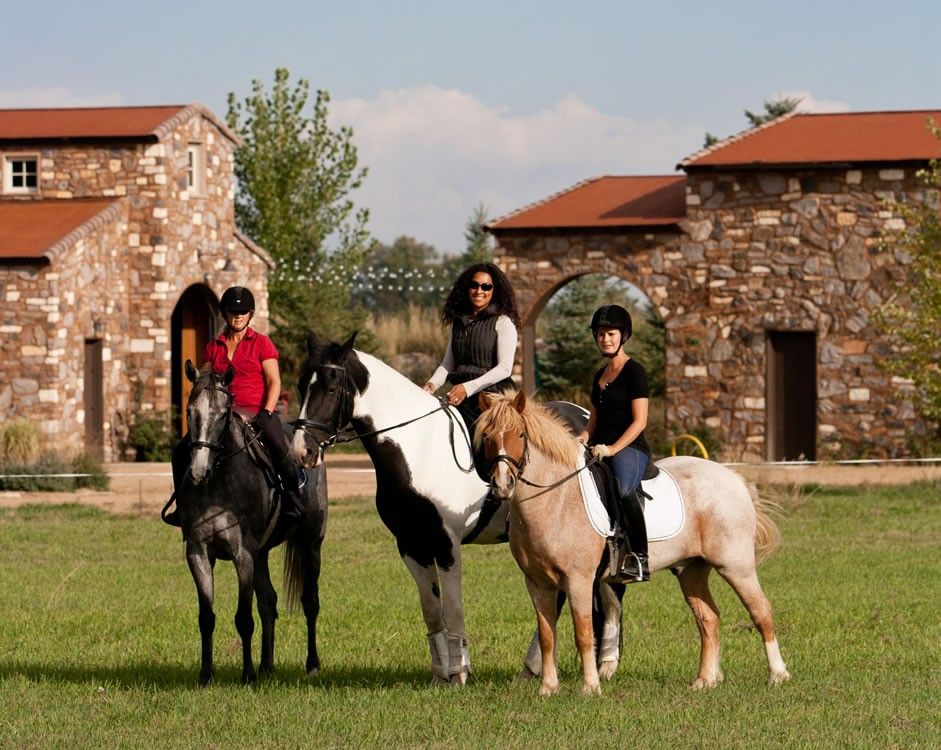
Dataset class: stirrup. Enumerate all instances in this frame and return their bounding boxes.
[616,551,650,583]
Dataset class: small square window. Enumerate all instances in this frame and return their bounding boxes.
[3,155,39,194]
[186,144,205,195]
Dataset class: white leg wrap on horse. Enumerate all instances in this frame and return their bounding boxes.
[428,630,450,680]
[447,633,470,676]
[765,639,790,683]
[524,632,542,675]
[599,622,620,664]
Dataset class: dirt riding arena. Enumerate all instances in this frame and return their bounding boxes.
[1,454,939,515]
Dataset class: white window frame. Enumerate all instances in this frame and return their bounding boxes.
[186,143,205,196]
[3,153,40,194]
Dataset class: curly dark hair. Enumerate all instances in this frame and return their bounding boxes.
[440,263,521,329]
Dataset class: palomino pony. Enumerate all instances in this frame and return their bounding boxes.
[174,361,328,684]
[291,332,519,684]
[477,390,791,696]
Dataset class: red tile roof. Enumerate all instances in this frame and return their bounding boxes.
[488,175,687,232]
[0,199,123,265]
[682,110,941,169]
[0,104,239,144]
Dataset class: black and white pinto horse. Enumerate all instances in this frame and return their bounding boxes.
[177,361,328,685]
[290,332,599,685]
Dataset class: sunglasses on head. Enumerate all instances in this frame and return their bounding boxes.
[468,282,493,291]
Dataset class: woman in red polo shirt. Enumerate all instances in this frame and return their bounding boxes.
[164,286,303,525]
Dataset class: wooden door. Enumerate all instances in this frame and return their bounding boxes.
[766,331,817,461]
[84,339,104,460]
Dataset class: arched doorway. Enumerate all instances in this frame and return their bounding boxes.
[171,284,220,435]
[523,272,665,449]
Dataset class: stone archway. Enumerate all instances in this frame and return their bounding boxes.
[171,284,220,435]
[495,230,681,394]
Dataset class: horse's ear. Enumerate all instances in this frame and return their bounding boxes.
[512,390,527,414]
[223,365,235,386]
[340,331,358,355]
[185,359,198,383]
[307,331,320,357]
[479,391,496,411]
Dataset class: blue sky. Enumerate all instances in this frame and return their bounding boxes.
[2,0,938,253]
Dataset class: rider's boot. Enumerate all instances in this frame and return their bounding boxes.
[161,493,182,527]
[603,489,650,584]
[161,437,191,527]
[276,456,307,523]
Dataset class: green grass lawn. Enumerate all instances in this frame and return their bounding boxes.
[0,483,938,749]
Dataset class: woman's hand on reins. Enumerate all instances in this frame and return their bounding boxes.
[591,444,612,459]
[446,384,467,406]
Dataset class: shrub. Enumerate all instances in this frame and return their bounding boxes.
[0,419,40,465]
[128,411,174,462]
[0,453,109,492]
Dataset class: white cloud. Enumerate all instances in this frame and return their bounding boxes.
[331,86,704,254]
[778,90,850,114]
[0,88,123,108]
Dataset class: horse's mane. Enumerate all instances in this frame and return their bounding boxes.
[475,391,580,466]
[303,339,370,395]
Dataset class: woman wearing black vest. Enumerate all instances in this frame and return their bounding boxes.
[423,262,521,430]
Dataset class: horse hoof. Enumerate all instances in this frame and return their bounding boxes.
[598,659,619,681]
[516,665,539,682]
[242,671,257,685]
[769,669,791,686]
[199,672,214,687]
[306,665,320,678]
[448,672,469,687]
[691,677,719,690]
[581,682,602,696]
[538,683,559,697]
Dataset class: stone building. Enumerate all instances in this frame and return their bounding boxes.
[0,105,273,460]
[489,110,941,461]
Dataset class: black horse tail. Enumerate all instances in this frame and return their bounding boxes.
[282,537,304,613]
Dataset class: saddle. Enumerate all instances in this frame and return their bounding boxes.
[587,450,659,525]
[238,417,300,504]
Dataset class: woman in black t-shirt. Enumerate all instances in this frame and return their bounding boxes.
[577,304,650,583]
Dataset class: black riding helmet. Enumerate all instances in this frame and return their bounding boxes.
[590,304,632,339]
[220,286,255,314]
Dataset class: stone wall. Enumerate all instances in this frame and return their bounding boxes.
[0,205,130,459]
[680,166,924,459]
[0,111,271,459]
[494,167,928,460]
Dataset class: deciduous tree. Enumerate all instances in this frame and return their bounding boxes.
[226,68,372,375]
[876,123,941,430]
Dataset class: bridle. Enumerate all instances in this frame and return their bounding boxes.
[188,379,262,467]
[292,364,352,451]
[189,380,233,453]
[488,430,598,500]
[292,362,475,473]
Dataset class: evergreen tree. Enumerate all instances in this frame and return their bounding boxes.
[226,68,372,375]
[538,276,607,401]
[703,96,802,149]
[744,96,802,127]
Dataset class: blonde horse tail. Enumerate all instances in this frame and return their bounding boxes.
[282,538,304,613]
[749,483,783,565]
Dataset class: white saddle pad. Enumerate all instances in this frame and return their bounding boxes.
[578,457,685,541]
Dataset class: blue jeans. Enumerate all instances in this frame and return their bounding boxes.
[607,446,648,497]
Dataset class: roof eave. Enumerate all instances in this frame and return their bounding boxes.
[682,157,936,173]
[0,256,51,267]
[488,222,685,237]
